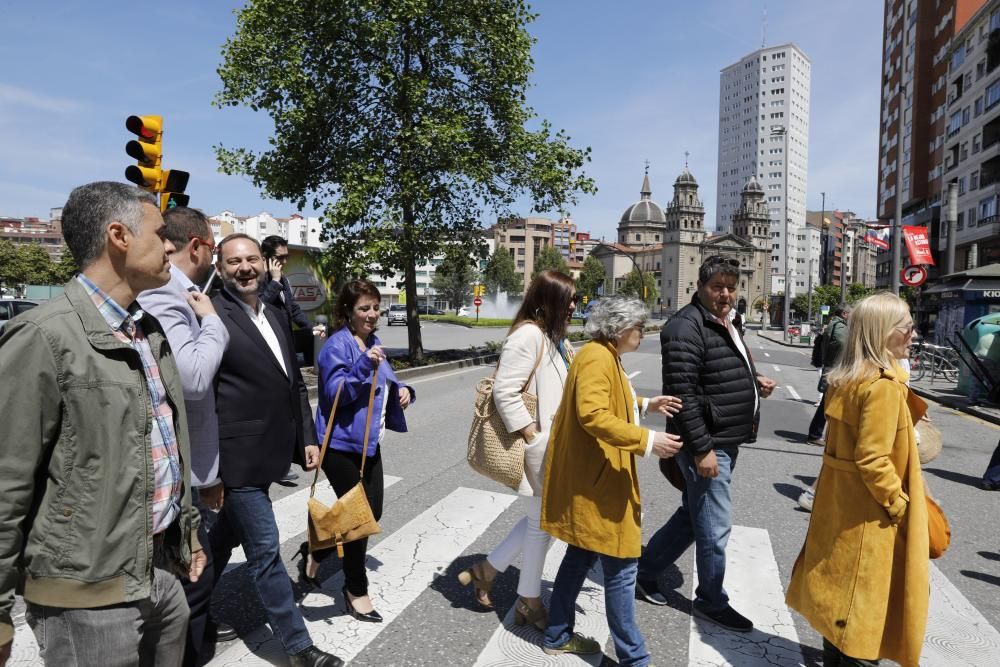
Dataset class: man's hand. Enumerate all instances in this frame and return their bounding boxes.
[188,549,207,583]
[199,483,224,511]
[757,375,777,398]
[1,640,12,666]
[651,431,683,458]
[647,395,683,417]
[695,450,719,478]
[399,386,412,409]
[521,424,539,442]
[304,445,320,470]
[186,291,217,321]
[267,257,282,281]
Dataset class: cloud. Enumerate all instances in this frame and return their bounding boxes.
[0,83,86,114]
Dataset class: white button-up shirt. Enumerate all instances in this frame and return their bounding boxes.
[229,290,288,376]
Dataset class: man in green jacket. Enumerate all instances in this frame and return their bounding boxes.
[0,182,205,667]
[806,302,851,445]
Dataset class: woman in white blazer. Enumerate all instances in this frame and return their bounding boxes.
[458,270,577,630]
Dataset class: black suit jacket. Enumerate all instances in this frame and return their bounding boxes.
[212,289,317,487]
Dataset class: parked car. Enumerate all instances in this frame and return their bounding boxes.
[0,298,38,334]
[387,303,408,326]
[417,305,445,315]
[457,306,472,318]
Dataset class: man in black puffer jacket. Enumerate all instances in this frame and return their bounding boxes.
[635,255,776,633]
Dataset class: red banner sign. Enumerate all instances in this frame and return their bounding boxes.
[902,226,935,265]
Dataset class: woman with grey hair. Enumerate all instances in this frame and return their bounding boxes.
[539,297,683,664]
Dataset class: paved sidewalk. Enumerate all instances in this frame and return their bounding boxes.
[757,328,813,348]
[909,378,1000,426]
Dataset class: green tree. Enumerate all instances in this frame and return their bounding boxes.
[620,269,657,306]
[847,283,874,304]
[16,244,55,285]
[431,249,477,312]
[483,245,522,296]
[214,0,595,360]
[0,239,21,289]
[531,245,569,279]
[792,284,841,319]
[51,250,79,283]
[576,256,606,301]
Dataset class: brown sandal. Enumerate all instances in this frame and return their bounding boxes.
[457,560,496,608]
[513,597,547,630]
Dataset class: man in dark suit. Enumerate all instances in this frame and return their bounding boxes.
[209,233,342,667]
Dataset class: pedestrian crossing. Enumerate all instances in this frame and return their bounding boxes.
[8,477,1000,666]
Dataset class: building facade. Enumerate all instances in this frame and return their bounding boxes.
[716,43,811,297]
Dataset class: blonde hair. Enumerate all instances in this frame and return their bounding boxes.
[826,292,912,390]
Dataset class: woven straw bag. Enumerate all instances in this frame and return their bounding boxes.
[307,368,381,558]
[915,419,942,465]
[466,341,543,490]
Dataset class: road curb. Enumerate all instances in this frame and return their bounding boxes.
[757,331,811,349]
[910,386,1000,426]
[394,353,501,381]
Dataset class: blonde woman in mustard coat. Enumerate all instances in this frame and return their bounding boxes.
[539,297,683,666]
[786,292,929,667]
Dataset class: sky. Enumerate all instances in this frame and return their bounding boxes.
[0,1,884,242]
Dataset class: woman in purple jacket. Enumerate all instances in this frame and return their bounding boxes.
[297,279,414,623]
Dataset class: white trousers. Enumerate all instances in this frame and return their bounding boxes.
[486,495,551,598]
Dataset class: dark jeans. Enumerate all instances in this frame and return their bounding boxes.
[544,545,649,667]
[808,391,827,440]
[639,448,738,613]
[313,448,384,597]
[822,638,879,666]
[983,438,1000,485]
[27,561,188,667]
[181,493,215,667]
[210,485,312,655]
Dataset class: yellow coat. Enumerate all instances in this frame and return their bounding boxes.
[786,365,929,666]
[541,340,650,559]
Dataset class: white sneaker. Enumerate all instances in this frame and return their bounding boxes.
[798,489,814,512]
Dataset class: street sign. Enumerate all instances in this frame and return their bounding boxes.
[820,305,830,315]
[901,265,928,287]
[473,297,483,307]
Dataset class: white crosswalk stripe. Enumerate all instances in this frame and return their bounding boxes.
[207,487,516,666]
[786,385,801,401]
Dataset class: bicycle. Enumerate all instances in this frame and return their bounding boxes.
[910,341,959,383]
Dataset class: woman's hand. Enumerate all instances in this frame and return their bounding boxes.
[648,395,682,417]
[521,424,539,442]
[366,345,386,364]
[651,431,683,458]
[399,386,412,409]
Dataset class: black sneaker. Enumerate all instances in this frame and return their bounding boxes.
[692,604,753,632]
[635,577,668,606]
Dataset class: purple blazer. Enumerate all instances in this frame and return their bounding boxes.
[315,326,414,456]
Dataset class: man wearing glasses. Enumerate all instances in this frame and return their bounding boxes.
[636,255,776,633]
[138,206,233,664]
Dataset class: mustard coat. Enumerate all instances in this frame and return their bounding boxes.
[786,365,929,666]
[541,340,650,559]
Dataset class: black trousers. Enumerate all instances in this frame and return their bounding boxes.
[181,492,216,667]
[822,638,879,666]
[315,447,384,596]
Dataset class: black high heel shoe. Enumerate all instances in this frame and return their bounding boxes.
[293,542,320,588]
[342,586,383,623]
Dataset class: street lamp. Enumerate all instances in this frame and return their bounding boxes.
[771,125,792,341]
[597,242,650,306]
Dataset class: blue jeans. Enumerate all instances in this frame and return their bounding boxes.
[983,438,1000,486]
[210,485,312,655]
[639,448,738,613]
[544,544,649,667]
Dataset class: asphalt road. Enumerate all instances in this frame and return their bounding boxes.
[8,329,1000,666]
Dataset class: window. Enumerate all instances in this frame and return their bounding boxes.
[986,79,1000,110]
[980,195,997,220]
[975,96,984,116]
[635,234,640,242]
[972,171,980,190]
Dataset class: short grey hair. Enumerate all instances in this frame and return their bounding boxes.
[584,297,647,342]
[61,182,157,268]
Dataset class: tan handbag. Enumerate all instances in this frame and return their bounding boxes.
[927,493,951,559]
[307,368,381,558]
[466,339,544,491]
[915,419,943,465]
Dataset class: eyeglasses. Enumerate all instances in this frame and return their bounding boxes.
[894,323,915,336]
[273,253,290,263]
[187,235,217,253]
[704,255,740,268]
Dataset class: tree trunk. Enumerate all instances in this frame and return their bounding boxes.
[402,203,424,361]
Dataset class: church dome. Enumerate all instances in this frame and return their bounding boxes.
[674,168,697,186]
[620,172,666,223]
[742,176,764,194]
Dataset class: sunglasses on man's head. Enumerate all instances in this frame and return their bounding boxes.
[705,255,740,268]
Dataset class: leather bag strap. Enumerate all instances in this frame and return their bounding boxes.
[310,362,380,495]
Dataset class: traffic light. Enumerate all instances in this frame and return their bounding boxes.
[581,295,588,305]
[159,169,191,212]
[125,115,163,191]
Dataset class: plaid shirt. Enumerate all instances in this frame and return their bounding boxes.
[77,275,181,534]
